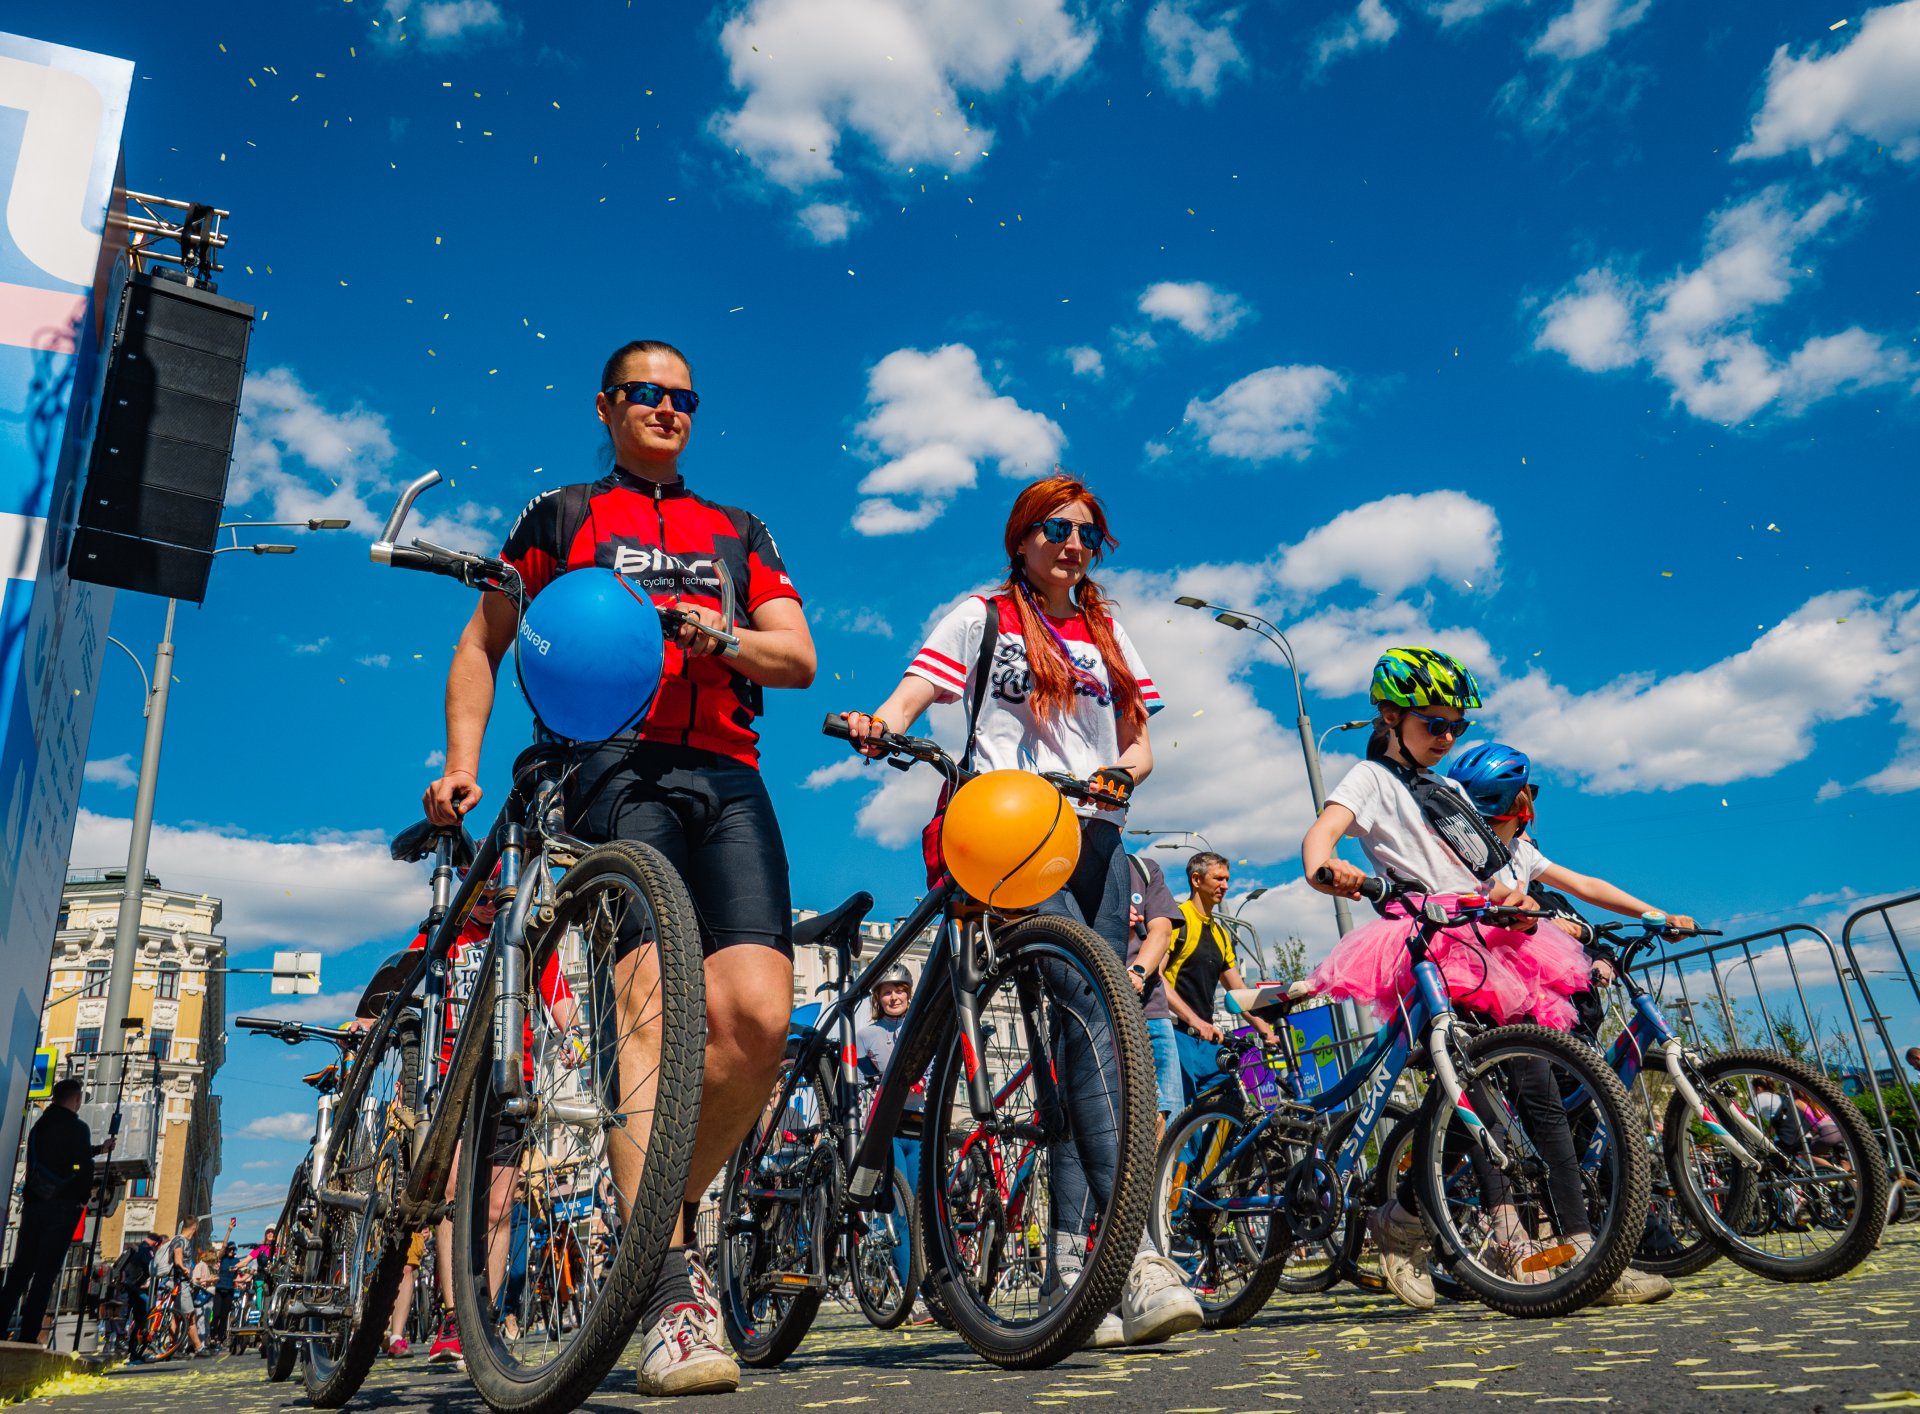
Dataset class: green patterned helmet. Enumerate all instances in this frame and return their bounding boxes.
[1370,647,1483,710]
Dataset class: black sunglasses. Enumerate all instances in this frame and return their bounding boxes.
[1406,708,1473,739]
[604,381,700,415]
[1029,517,1102,549]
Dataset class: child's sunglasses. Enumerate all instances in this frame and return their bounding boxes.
[604,381,700,415]
[1406,708,1474,739]
[1029,517,1103,549]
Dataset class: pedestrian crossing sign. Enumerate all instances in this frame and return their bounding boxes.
[28,1045,58,1099]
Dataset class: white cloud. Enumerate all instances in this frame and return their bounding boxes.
[802,757,871,790]
[1315,0,1401,68]
[1137,280,1251,341]
[824,606,896,638]
[70,810,426,956]
[1529,0,1649,61]
[356,653,391,669]
[1423,0,1531,25]
[292,637,330,655]
[83,754,136,789]
[1234,877,1346,968]
[1182,365,1346,463]
[1737,0,1920,165]
[1535,186,1914,421]
[1285,601,1500,700]
[1145,2,1250,97]
[210,1178,290,1223]
[232,368,501,553]
[377,0,511,48]
[235,990,366,1026]
[239,1111,313,1141]
[713,0,1096,190]
[1492,590,1920,793]
[424,749,446,769]
[242,1160,279,1171]
[1533,269,1638,372]
[1275,491,1500,599]
[1064,346,1106,379]
[850,345,1065,535]
[796,201,860,244]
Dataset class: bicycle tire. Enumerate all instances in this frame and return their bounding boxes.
[1416,1023,1650,1318]
[452,840,704,1414]
[717,1051,840,1366]
[1153,1096,1283,1328]
[1663,1048,1888,1283]
[850,1165,923,1330]
[1334,1100,1410,1295]
[262,1164,308,1382]
[303,1009,417,1405]
[919,913,1156,1368]
[1630,1152,1723,1279]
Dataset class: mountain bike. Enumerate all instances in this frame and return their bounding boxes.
[1579,916,1888,1282]
[713,714,1157,1369]
[262,471,709,1412]
[1158,872,1651,1320]
[232,1015,362,1383]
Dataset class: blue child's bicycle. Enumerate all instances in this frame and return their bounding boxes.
[1154,872,1651,1320]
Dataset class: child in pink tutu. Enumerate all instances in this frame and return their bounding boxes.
[1445,740,1695,1026]
[1301,647,1674,1310]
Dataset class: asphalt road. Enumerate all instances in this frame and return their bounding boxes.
[69,1228,1920,1413]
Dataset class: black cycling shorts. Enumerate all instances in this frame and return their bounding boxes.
[567,741,793,959]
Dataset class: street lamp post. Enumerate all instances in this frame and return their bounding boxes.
[95,520,347,1092]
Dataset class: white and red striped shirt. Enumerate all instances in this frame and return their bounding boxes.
[907,595,1162,820]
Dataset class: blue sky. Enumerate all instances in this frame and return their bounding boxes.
[16,0,1920,1225]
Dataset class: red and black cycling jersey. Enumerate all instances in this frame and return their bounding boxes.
[500,468,801,768]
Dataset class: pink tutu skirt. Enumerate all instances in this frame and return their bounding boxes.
[1309,896,1586,1030]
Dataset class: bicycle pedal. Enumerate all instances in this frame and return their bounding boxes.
[1519,1243,1577,1273]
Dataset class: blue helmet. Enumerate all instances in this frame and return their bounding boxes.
[516,568,665,742]
[1445,741,1536,818]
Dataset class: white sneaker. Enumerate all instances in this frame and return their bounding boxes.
[686,1248,725,1348]
[1084,1311,1126,1348]
[1593,1265,1674,1306]
[1366,1200,1436,1311]
[1118,1252,1204,1345]
[635,1304,739,1397]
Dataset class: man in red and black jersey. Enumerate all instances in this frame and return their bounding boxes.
[423,339,815,1396]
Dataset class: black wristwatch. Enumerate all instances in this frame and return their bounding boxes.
[1128,964,1148,980]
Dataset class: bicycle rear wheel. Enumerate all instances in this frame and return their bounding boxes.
[452,840,704,1414]
[1416,1024,1650,1318]
[1663,1048,1888,1282]
[1152,1097,1283,1328]
[1631,1147,1723,1279]
[919,913,1156,1368]
[849,1165,922,1330]
[304,1020,418,1405]
[716,1055,837,1367]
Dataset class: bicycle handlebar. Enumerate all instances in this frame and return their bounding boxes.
[1312,867,1546,929]
[234,1014,357,1049]
[821,713,1117,803]
[1313,865,1388,902]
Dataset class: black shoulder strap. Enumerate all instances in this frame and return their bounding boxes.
[959,597,999,773]
[1376,757,1512,883]
[1127,854,1150,894]
[555,482,595,574]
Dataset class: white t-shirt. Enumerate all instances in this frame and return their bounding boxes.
[1491,835,1554,894]
[907,595,1162,820]
[1326,758,1487,894]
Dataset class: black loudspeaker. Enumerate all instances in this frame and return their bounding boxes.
[72,272,255,603]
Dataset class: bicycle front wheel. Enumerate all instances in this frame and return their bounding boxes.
[1664,1048,1888,1282]
[1416,1023,1650,1318]
[1152,1097,1283,1328]
[452,840,705,1414]
[920,913,1157,1368]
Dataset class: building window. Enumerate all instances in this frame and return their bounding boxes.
[147,1030,172,1060]
[83,961,110,999]
[75,1027,101,1054]
[131,1178,151,1198]
[156,962,181,1000]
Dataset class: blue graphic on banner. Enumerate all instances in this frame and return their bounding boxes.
[0,29,132,1176]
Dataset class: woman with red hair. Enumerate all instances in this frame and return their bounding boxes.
[842,473,1199,1349]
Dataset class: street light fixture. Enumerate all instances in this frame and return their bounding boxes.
[95,517,352,1092]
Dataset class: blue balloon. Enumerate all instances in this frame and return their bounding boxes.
[517,568,665,741]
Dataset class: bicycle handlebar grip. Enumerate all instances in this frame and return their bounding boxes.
[233,1015,283,1032]
[1312,865,1388,902]
[821,712,854,741]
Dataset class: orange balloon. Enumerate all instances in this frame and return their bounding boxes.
[941,770,1081,908]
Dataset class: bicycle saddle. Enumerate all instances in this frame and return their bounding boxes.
[301,1064,339,1094]
[357,946,423,1018]
[1223,979,1319,1021]
[792,891,874,957]
[390,817,478,870]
